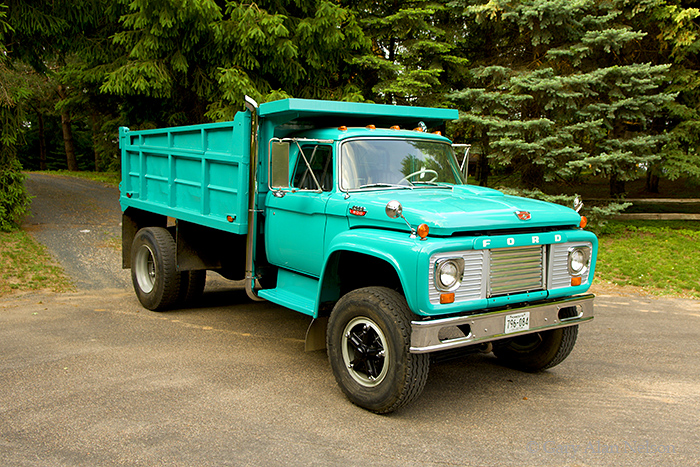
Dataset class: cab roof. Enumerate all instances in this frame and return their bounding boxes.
[258,98,458,129]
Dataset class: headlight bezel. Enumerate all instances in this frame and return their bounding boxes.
[434,257,465,292]
[567,246,591,276]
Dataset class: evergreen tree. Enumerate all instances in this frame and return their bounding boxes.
[5,0,124,171]
[346,0,469,107]
[0,1,31,230]
[642,0,700,192]
[102,0,371,123]
[448,0,675,196]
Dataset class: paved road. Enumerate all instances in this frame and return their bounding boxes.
[1,174,698,466]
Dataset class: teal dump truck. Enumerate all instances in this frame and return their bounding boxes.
[119,97,597,413]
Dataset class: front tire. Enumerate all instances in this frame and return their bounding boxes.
[131,227,181,311]
[327,287,429,413]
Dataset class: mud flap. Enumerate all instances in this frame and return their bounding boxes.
[305,317,328,352]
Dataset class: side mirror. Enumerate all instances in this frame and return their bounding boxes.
[385,200,403,219]
[269,141,290,189]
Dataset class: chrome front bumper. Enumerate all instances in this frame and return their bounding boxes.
[410,294,594,354]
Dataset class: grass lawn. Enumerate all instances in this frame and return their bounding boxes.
[594,220,700,299]
[31,170,121,186]
[0,230,73,297]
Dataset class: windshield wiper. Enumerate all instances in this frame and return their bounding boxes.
[411,182,453,189]
[358,183,412,190]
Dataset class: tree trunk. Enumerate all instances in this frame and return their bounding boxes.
[609,171,626,197]
[646,167,660,193]
[37,113,47,171]
[57,85,78,171]
[90,112,99,172]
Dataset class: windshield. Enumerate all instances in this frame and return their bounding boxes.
[340,139,464,190]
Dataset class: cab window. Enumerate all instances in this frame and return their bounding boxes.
[292,145,333,191]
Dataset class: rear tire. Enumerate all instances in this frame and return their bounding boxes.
[327,287,429,413]
[131,227,181,311]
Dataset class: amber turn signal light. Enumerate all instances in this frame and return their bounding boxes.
[417,223,429,239]
[580,216,588,229]
[571,276,582,287]
[440,293,455,304]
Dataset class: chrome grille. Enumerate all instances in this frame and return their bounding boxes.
[488,246,545,297]
[428,242,592,305]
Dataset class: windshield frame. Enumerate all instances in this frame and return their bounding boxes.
[338,137,465,193]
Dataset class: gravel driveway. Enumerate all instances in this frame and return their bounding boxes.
[23,173,129,291]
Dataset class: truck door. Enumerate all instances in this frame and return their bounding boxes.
[264,143,333,277]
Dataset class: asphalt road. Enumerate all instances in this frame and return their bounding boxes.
[1,173,698,466]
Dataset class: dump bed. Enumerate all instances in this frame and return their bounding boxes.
[119,111,251,235]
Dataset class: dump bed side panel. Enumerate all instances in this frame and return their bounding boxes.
[119,111,251,235]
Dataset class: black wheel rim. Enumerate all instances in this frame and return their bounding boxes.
[341,317,389,387]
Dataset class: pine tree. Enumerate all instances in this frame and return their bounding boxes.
[448,0,675,196]
[0,2,31,230]
[102,0,371,123]
[641,0,700,192]
[346,0,470,107]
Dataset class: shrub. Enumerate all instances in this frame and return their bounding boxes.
[0,159,31,232]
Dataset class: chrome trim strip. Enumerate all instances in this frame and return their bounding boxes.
[410,294,594,354]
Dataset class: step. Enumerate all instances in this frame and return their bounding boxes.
[258,269,319,316]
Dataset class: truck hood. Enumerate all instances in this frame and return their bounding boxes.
[345,185,582,236]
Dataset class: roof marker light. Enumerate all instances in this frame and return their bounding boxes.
[366,124,376,130]
[339,126,348,131]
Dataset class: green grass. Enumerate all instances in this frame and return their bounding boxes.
[595,221,700,299]
[31,170,120,186]
[0,230,73,297]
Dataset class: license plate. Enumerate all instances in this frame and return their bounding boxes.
[505,312,530,334]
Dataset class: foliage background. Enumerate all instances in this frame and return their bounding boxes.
[1,0,699,231]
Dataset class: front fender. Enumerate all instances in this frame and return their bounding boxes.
[322,228,425,314]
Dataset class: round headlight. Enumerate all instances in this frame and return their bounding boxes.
[568,247,590,275]
[435,258,465,291]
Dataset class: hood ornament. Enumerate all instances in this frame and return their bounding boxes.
[515,210,531,221]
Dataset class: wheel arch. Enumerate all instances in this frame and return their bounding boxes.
[316,233,421,318]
